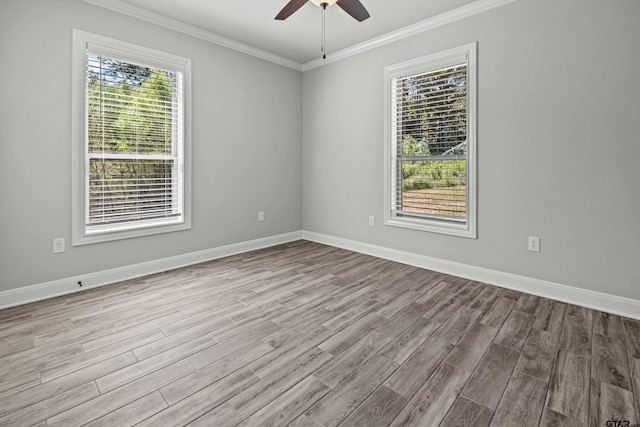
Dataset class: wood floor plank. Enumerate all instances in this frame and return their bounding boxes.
[431,305,483,346]
[466,285,499,314]
[374,301,428,338]
[490,372,548,427]
[461,343,520,411]
[540,406,585,427]
[624,319,640,423]
[540,407,587,427]
[421,290,465,326]
[80,325,165,354]
[187,403,244,427]
[273,299,335,329]
[239,376,330,427]
[591,333,632,391]
[228,347,333,419]
[339,386,407,427]
[318,312,386,356]
[389,363,470,427]
[593,311,625,341]
[0,334,34,358]
[226,300,288,324]
[315,329,392,388]
[546,350,591,423]
[514,294,543,315]
[114,310,186,332]
[96,335,215,393]
[161,340,273,405]
[559,305,593,357]
[248,325,334,379]
[623,318,640,359]
[210,311,289,344]
[589,381,638,427]
[189,320,281,369]
[263,319,327,350]
[632,358,640,425]
[380,315,441,364]
[445,322,499,373]
[278,276,340,309]
[46,359,195,427]
[480,296,516,328]
[133,315,233,360]
[139,368,260,427]
[0,343,84,383]
[320,284,372,312]
[39,328,165,383]
[34,322,118,348]
[516,328,559,382]
[294,354,398,426]
[494,310,534,351]
[533,300,567,336]
[82,391,167,427]
[375,290,421,319]
[0,382,99,427]
[321,298,382,331]
[384,336,454,398]
[0,370,40,397]
[0,352,136,418]
[414,280,449,306]
[440,396,493,427]
[162,302,245,335]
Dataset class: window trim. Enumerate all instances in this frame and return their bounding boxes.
[72,29,192,246]
[383,42,477,239]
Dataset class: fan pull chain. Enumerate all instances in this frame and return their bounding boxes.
[321,3,327,59]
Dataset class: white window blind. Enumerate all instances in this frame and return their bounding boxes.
[73,31,191,245]
[385,44,476,238]
[86,52,183,228]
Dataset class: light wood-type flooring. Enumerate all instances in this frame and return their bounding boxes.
[0,241,639,426]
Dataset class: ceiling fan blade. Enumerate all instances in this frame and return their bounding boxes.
[275,0,309,20]
[336,0,370,22]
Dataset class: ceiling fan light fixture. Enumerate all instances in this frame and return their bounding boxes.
[309,0,339,7]
[275,0,370,59]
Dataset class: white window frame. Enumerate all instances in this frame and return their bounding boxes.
[384,43,477,238]
[72,30,192,245]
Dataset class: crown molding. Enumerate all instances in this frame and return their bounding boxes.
[302,0,517,71]
[81,0,517,72]
[81,0,304,71]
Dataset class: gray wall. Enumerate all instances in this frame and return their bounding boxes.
[303,0,640,300]
[0,0,303,292]
[2,0,639,303]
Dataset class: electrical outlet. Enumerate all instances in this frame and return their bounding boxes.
[53,238,65,254]
[369,216,375,226]
[258,211,264,222]
[528,236,540,252]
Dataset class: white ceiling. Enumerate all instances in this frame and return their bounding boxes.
[100,0,480,65]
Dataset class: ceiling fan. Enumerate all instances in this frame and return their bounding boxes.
[275,0,370,59]
[275,0,370,22]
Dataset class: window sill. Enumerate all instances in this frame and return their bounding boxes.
[73,219,190,246]
[384,216,476,239]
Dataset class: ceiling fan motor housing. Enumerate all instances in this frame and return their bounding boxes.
[310,0,339,6]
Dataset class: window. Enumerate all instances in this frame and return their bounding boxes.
[384,43,477,238]
[72,30,191,245]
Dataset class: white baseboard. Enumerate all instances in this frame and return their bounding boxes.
[3,230,639,320]
[303,231,640,320]
[0,231,303,310]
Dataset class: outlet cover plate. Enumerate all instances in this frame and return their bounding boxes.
[53,238,66,254]
[528,236,540,252]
